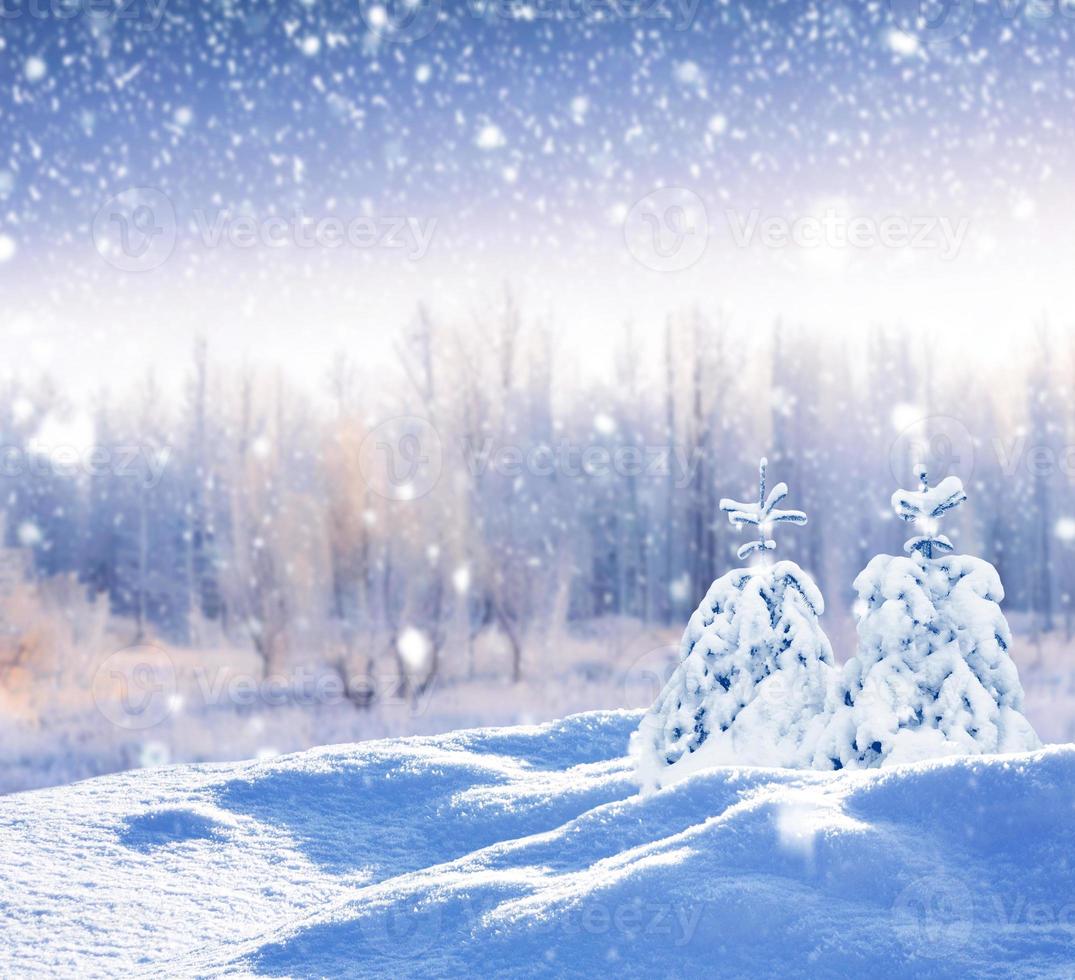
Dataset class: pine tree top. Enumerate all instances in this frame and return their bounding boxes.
[720,457,806,562]
[891,463,967,559]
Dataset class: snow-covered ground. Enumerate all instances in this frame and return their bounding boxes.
[2,709,1073,978]
[0,618,680,795]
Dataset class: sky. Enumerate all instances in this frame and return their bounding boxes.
[1,0,1074,403]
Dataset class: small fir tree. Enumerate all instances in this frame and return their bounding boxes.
[633,459,836,789]
[821,466,1041,769]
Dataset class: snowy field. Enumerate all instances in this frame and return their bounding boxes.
[0,618,682,795]
[2,709,1074,978]
[2,611,1071,794]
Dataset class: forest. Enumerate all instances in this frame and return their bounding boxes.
[1,298,1073,790]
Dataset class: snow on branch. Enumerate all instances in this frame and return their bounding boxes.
[720,457,807,561]
[891,463,967,559]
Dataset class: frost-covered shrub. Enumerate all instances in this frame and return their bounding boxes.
[633,460,836,789]
[821,467,1040,769]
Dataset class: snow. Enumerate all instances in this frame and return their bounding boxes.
[1,709,1072,978]
[886,30,920,57]
[397,626,432,673]
[1056,517,1075,543]
[719,457,807,560]
[22,57,46,83]
[892,473,968,524]
[451,564,471,594]
[476,124,506,150]
[892,470,967,559]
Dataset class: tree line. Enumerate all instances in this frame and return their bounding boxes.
[2,298,1072,697]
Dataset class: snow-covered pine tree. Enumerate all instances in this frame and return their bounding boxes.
[632,458,836,789]
[822,465,1041,769]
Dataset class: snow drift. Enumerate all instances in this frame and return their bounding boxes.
[1,710,1073,978]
